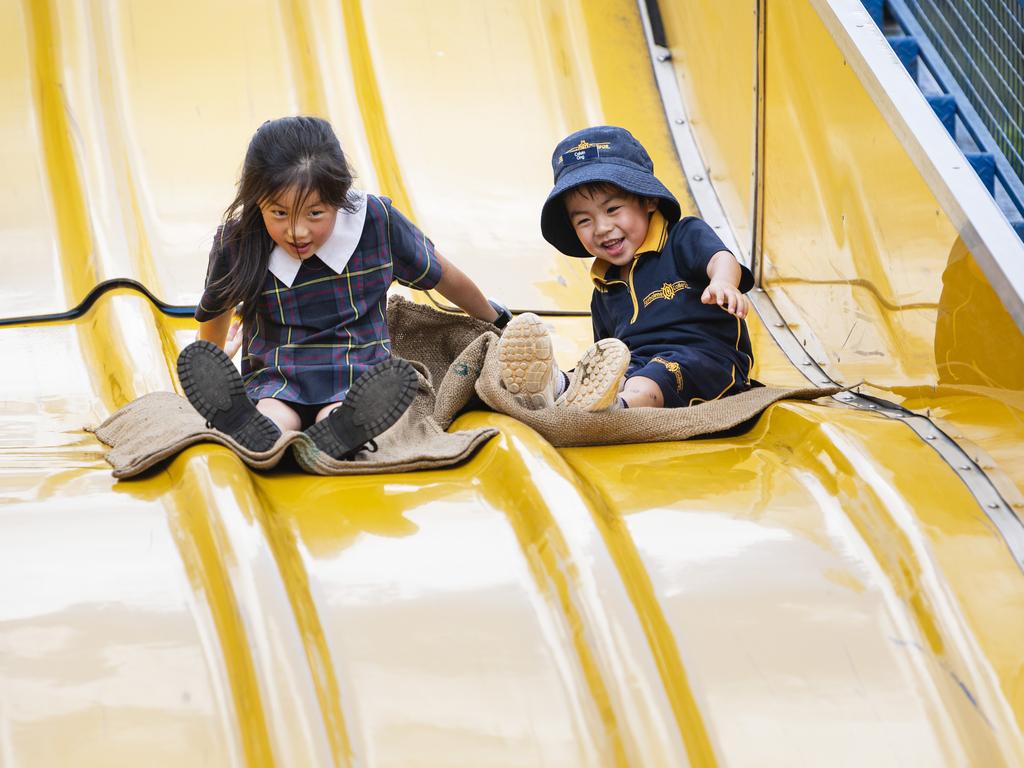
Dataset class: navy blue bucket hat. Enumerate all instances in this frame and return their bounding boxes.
[541,125,681,258]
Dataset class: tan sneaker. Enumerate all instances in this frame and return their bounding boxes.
[558,338,630,411]
[498,312,562,409]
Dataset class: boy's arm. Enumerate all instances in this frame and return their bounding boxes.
[701,250,750,319]
[433,251,501,323]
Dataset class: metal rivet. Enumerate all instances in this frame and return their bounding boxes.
[926,434,937,440]
[802,361,812,366]
[960,465,972,471]
[674,118,686,124]
[774,322,784,328]
[867,404,877,409]
[692,174,704,182]
[988,503,1000,509]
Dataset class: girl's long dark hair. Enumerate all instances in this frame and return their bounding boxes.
[211,116,357,324]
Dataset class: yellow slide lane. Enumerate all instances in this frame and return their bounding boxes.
[3,1,1024,766]
[660,0,1024,502]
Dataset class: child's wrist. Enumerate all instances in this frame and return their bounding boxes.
[488,299,512,329]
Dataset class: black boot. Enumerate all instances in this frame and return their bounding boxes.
[176,340,282,452]
[304,357,418,460]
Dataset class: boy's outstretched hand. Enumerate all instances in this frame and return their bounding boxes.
[701,280,750,319]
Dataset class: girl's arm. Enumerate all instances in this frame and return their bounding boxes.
[197,311,233,349]
[198,312,244,358]
[701,250,750,319]
[433,251,500,323]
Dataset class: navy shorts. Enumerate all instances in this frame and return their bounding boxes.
[627,348,749,408]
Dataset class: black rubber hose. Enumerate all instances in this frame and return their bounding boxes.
[0,279,196,328]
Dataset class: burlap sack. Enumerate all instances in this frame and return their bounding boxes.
[91,295,840,477]
[390,297,841,445]
[89,363,498,479]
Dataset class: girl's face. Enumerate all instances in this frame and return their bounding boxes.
[260,185,338,260]
[565,188,657,265]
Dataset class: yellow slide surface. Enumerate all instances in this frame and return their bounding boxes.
[3,1,1024,765]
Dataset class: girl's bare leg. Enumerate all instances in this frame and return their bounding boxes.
[257,398,302,432]
[621,376,664,408]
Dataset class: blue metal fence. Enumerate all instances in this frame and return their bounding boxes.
[902,0,1024,191]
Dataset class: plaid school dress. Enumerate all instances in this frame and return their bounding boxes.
[195,193,441,406]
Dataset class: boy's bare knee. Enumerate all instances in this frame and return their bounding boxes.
[622,376,665,408]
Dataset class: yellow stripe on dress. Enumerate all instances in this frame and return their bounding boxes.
[410,230,433,286]
[260,264,389,294]
[270,325,293,398]
[374,195,395,272]
[277,339,390,350]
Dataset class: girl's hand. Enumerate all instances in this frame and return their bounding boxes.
[224,317,243,358]
[701,281,750,319]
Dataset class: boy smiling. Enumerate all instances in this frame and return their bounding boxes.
[499,125,754,411]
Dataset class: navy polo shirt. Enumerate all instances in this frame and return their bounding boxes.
[590,212,754,373]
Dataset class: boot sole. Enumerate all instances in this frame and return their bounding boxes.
[498,312,558,409]
[176,340,281,451]
[305,357,419,459]
[559,338,630,411]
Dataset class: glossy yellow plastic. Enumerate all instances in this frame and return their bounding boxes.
[758,3,1024,500]
[3,0,1024,765]
[659,0,758,255]
[659,2,1024,500]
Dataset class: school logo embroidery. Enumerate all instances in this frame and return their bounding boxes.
[642,281,689,307]
[652,357,684,391]
[559,139,612,166]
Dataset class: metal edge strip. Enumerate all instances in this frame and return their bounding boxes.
[634,0,1024,572]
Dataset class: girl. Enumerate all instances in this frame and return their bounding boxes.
[177,116,508,459]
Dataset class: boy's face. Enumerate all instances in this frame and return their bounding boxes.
[564,187,658,265]
[260,185,338,260]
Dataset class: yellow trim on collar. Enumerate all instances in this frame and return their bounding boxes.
[589,210,669,287]
[590,258,613,285]
[637,210,669,255]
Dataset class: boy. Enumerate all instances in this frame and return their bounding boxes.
[499,125,754,411]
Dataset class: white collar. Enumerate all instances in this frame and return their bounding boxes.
[267,190,368,286]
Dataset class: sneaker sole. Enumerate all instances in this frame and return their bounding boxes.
[305,357,419,459]
[498,312,558,409]
[559,338,630,411]
[176,340,281,451]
